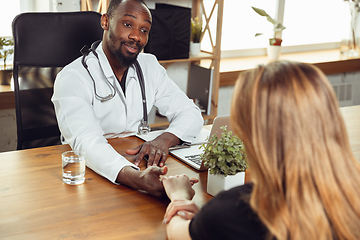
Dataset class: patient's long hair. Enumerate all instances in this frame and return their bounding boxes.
[230,60,360,240]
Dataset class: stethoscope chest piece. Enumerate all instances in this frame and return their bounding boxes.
[138,119,151,135]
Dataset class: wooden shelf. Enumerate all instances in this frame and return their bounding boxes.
[0,85,11,92]
[0,85,14,110]
[218,49,360,87]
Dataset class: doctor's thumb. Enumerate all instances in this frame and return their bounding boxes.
[126,146,141,155]
[159,166,168,176]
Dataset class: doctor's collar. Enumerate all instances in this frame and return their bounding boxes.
[126,62,140,82]
[97,42,140,82]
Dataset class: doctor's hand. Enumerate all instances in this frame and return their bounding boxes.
[126,132,181,167]
[116,165,168,197]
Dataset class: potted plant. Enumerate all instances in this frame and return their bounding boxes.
[341,0,360,57]
[200,126,248,196]
[0,37,14,85]
[190,17,202,56]
[252,6,286,60]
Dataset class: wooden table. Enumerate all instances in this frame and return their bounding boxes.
[0,136,214,240]
[1,105,359,239]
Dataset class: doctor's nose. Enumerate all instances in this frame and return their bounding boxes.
[128,30,141,42]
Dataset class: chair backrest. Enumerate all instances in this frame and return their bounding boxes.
[12,11,103,150]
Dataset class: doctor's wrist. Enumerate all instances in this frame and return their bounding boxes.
[116,166,141,189]
[157,132,181,148]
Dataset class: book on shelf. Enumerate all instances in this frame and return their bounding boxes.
[187,63,213,116]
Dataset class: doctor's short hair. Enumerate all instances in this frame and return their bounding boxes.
[107,0,149,19]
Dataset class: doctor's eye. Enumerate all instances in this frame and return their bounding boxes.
[123,23,131,28]
[141,29,149,34]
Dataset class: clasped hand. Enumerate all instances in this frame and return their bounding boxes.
[121,132,199,199]
[162,174,199,224]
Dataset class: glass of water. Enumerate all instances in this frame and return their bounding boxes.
[62,150,86,185]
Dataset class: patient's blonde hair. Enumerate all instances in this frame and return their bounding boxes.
[231,60,360,240]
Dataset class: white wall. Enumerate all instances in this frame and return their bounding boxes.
[0,0,20,37]
[52,0,80,12]
[18,0,80,12]
[0,0,80,36]
[19,0,51,11]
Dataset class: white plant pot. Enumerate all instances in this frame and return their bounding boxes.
[207,170,245,197]
[190,42,201,56]
[267,45,282,60]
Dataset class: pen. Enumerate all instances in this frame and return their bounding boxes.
[169,142,207,151]
[142,142,207,161]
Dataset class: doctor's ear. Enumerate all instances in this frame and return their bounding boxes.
[101,14,109,30]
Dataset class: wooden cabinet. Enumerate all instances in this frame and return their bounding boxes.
[81,0,224,127]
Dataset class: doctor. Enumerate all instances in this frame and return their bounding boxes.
[51,0,203,197]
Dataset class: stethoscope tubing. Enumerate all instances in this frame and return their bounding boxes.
[80,40,150,134]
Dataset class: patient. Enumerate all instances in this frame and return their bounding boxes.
[162,60,360,240]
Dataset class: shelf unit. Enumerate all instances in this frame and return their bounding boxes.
[81,0,224,127]
[81,0,109,13]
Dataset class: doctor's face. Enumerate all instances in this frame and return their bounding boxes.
[107,0,152,67]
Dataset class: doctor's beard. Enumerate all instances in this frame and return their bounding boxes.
[109,30,143,68]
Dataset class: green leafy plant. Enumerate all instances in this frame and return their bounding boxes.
[251,6,286,46]
[200,126,247,177]
[191,17,202,43]
[0,37,14,70]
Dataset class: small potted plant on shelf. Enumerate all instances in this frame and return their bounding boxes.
[200,126,248,196]
[0,37,14,85]
[252,6,286,60]
[190,17,202,56]
[341,0,360,57]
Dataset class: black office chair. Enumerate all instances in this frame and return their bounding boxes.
[12,11,103,150]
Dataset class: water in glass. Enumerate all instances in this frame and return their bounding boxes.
[62,151,86,185]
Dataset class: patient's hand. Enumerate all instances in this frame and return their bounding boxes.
[162,174,199,224]
[163,199,200,224]
[162,174,198,201]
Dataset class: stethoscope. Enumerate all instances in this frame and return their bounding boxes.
[80,40,151,135]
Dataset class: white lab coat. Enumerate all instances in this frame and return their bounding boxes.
[52,42,203,183]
